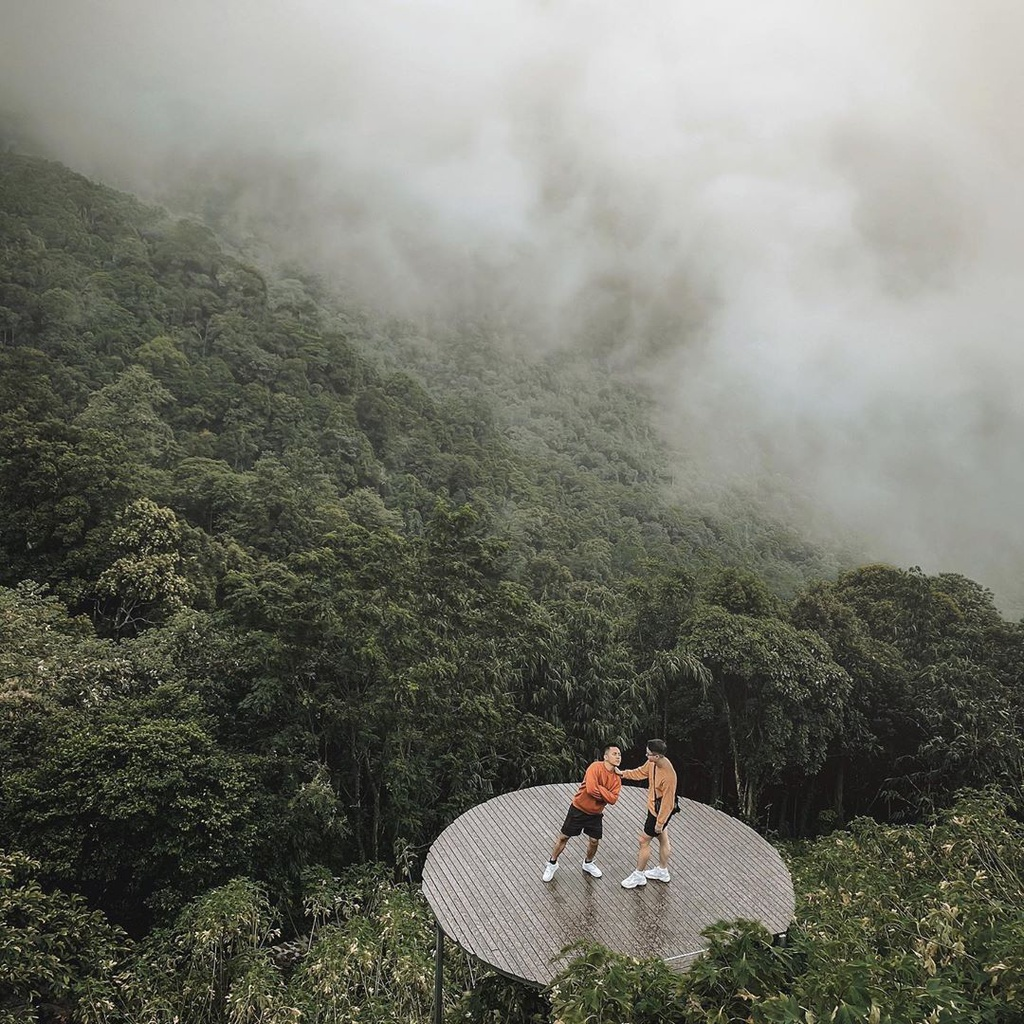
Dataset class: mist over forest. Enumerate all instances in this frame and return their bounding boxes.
[4,5,1024,1023]
[4,0,1024,610]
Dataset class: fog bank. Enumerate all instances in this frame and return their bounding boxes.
[3,0,1023,607]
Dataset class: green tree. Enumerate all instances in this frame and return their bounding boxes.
[790,579,913,828]
[96,498,197,634]
[73,365,174,468]
[681,606,851,821]
[0,850,127,1024]
[2,685,261,929]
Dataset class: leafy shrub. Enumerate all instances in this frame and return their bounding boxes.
[0,850,126,1024]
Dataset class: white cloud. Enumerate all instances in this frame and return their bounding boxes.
[4,0,1024,604]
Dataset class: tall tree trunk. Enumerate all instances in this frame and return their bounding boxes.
[743,775,761,823]
[798,772,820,836]
[773,790,788,836]
[833,756,846,823]
[371,776,382,862]
[351,727,366,861]
[722,701,745,814]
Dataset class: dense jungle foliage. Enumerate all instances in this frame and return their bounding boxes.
[2,152,1024,1021]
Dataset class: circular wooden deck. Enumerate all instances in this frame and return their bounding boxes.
[422,783,794,986]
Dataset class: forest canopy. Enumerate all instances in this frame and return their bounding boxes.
[2,152,1023,1023]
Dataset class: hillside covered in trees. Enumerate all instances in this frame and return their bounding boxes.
[3,152,1024,1022]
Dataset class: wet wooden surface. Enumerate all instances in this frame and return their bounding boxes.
[422,783,795,986]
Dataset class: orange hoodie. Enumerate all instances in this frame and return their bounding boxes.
[570,760,623,815]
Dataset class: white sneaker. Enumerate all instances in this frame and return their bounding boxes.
[542,861,559,882]
[582,860,602,878]
[621,869,647,889]
[644,866,671,883]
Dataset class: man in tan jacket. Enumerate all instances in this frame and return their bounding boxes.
[618,738,678,888]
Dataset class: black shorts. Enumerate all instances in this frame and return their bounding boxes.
[560,806,604,839]
[644,804,679,837]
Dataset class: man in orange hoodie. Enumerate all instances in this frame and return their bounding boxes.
[619,738,678,888]
[542,744,623,881]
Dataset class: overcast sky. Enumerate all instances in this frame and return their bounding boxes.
[3,0,1023,607]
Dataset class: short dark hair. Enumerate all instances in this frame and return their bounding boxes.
[602,742,621,755]
[646,738,668,755]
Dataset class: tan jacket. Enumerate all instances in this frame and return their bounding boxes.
[621,757,678,830]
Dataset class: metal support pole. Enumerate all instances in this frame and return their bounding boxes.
[433,920,444,1024]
